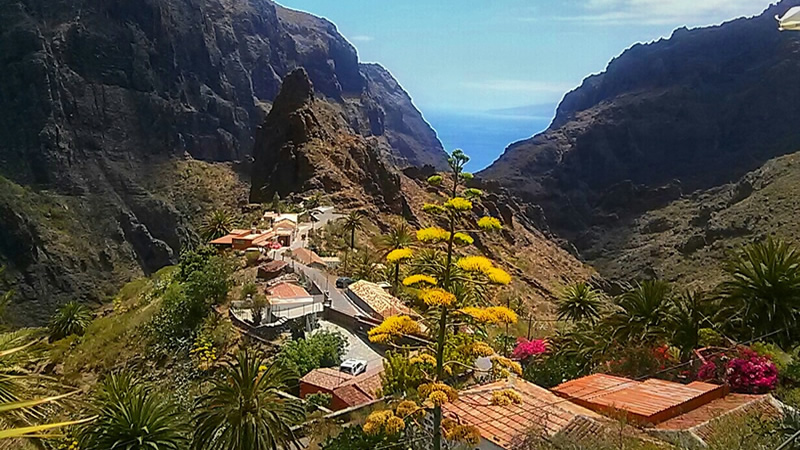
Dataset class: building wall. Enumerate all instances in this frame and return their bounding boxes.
[299,383,349,411]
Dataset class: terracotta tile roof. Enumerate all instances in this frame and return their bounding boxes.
[268,282,311,300]
[300,368,354,391]
[347,280,413,319]
[292,248,326,266]
[301,366,384,408]
[656,393,780,433]
[552,374,727,424]
[444,379,601,449]
[209,229,251,245]
[260,260,288,272]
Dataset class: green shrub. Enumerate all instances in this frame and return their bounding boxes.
[49,301,93,341]
[277,330,346,377]
[306,392,332,411]
[523,353,586,389]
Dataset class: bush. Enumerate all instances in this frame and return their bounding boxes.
[523,353,586,389]
[604,344,680,380]
[380,351,426,396]
[277,330,347,377]
[306,392,332,411]
[49,301,93,341]
[511,338,548,361]
[698,347,778,393]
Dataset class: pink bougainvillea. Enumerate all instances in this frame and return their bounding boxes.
[696,347,778,394]
[726,348,778,394]
[511,338,548,361]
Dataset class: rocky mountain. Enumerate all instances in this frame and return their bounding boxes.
[480,0,800,249]
[0,0,448,323]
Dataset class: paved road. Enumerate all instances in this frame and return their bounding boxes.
[290,261,364,316]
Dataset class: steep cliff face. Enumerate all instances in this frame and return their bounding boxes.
[480,0,800,242]
[0,0,446,323]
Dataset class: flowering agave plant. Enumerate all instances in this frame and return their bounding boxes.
[367,149,520,450]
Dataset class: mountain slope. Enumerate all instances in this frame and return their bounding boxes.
[0,0,446,323]
[480,0,800,242]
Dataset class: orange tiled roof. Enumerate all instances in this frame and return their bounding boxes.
[209,229,251,245]
[347,280,413,319]
[268,282,311,300]
[293,248,326,266]
[552,374,727,424]
[656,393,779,433]
[300,368,354,391]
[444,379,601,449]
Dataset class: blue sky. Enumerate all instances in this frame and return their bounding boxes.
[276,0,776,113]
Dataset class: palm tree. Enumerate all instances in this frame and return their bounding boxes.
[192,350,305,450]
[201,210,235,242]
[718,238,800,346]
[667,291,712,359]
[49,301,93,341]
[352,249,380,282]
[607,280,672,343]
[79,373,187,450]
[556,282,604,324]
[0,332,91,441]
[340,211,366,274]
[380,222,414,294]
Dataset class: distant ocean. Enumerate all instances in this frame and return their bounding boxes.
[423,108,553,171]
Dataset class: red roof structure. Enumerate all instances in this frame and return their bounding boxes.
[444,378,602,449]
[552,374,728,425]
[268,282,311,300]
[292,248,326,268]
[300,367,383,411]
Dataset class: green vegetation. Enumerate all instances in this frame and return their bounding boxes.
[48,301,92,341]
[79,373,187,449]
[556,282,603,324]
[200,209,236,242]
[340,210,366,274]
[192,350,304,450]
[277,330,347,378]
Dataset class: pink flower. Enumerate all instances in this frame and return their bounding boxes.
[511,338,548,361]
[726,351,778,394]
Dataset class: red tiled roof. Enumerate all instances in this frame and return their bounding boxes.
[300,368,354,391]
[293,248,326,266]
[301,367,384,409]
[444,379,601,449]
[259,260,288,272]
[553,374,727,424]
[268,282,311,299]
[656,393,779,433]
[209,229,251,245]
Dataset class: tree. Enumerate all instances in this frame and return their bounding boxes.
[192,350,305,450]
[556,282,603,324]
[718,238,800,346]
[271,192,282,213]
[201,209,236,242]
[0,332,91,440]
[667,291,712,359]
[352,248,380,282]
[607,280,672,343]
[48,301,93,341]
[79,373,187,450]
[382,222,415,294]
[364,149,518,450]
[276,330,347,377]
[250,293,268,326]
[340,211,366,274]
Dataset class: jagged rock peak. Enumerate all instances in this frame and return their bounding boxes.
[271,68,315,117]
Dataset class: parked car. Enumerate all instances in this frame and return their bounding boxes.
[339,358,367,376]
[335,277,354,289]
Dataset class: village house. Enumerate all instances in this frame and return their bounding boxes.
[256,259,288,281]
[552,373,788,448]
[265,282,322,324]
[209,227,275,250]
[300,366,383,411]
[346,280,415,321]
[291,248,327,270]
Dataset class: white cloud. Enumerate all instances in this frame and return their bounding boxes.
[349,35,374,42]
[529,0,770,26]
[460,79,575,94]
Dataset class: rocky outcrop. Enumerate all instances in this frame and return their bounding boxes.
[479,0,800,244]
[0,0,447,323]
[250,68,406,216]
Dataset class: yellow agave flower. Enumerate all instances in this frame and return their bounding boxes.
[420,288,456,307]
[395,400,421,418]
[444,197,473,211]
[468,341,495,357]
[478,216,502,231]
[417,227,451,243]
[386,248,413,263]
[364,410,405,435]
[491,389,523,406]
[403,274,437,286]
[453,232,474,246]
[491,355,523,376]
[457,255,493,273]
[486,267,511,285]
[368,315,421,343]
[409,353,437,366]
